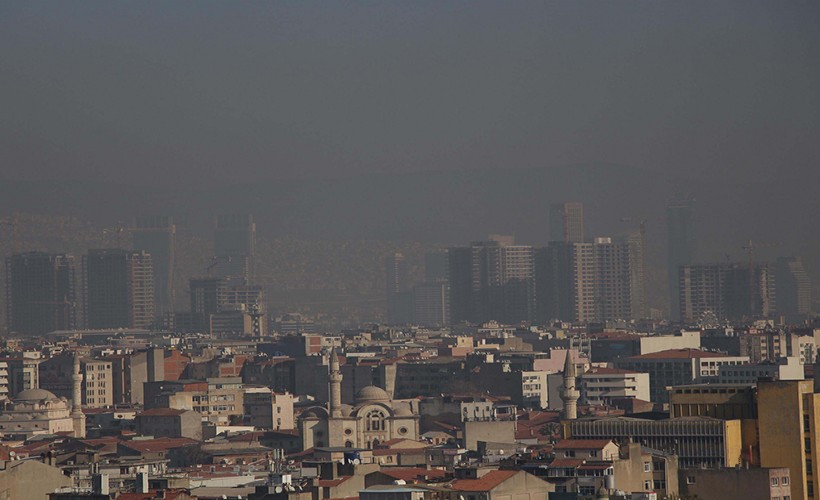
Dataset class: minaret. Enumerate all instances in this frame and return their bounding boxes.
[560,351,580,420]
[70,352,86,438]
[328,349,343,418]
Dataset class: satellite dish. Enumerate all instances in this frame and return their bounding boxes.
[275,486,283,493]
[353,458,361,465]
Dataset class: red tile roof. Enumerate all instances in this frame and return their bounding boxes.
[317,476,351,487]
[379,467,447,483]
[138,408,190,417]
[578,463,614,471]
[627,349,727,360]
[554,439,614,450]
[120,437,198,453]
[449,470,518,492]
[548,458,586,468]
[117,490,190,500]
[584,367,638,375]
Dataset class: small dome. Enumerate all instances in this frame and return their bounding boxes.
[393,403,414,416]
[300,407,327,419]
[355,386,390,402]
[15,389,59,402]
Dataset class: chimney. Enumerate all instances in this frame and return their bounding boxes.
[92,473,109,495]
[136,472,149,493]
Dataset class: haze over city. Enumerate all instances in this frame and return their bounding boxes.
[0,3,819,499]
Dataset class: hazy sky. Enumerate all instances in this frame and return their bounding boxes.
[2,1,819,187]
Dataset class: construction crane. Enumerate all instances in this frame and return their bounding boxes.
[205,256,232,278]
[102,222,127,248]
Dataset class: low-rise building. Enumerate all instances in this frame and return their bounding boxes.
[136,408,202,440]
[549,367,650,409]
[668,384,757,420]
[717,356,804,385]
[614,349,749,403]
[679,467,790,500]
[444,468,554,500]
[243,388,294,430]
[568,416,745,468]
[146,377,244,425]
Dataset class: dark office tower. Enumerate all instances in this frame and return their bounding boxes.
[190,277,228,319]
[775,257,812,323]
[5,252,77,335]
[549,202,585,243]
[83,249,154,329]
[413,282,449,327]
[625,230,647,319]
[385,252,413,324]
[535,244,573,324]
[535,238,640,324]
[678,262,774,324]
[132,215,176,315]
[424,251,449,283]
[447,247,475,324]
[447,240,535,325]
[213,214,256,286]
[667,196,696,321]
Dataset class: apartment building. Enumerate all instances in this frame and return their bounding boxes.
[614,349,749,403]
[243,388,294,430]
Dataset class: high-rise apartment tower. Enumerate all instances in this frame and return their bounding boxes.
[549,202,585,243]
[5,252,77,335]
[83,249,154,329]
[213,214,256,286]
[667,196,696,321]
[132,215,176,315]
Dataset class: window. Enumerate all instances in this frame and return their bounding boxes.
[686,476,696,485]
[772,477,779,486]
[644,462,651,472]
[644,481,652,490]
[782,477,790,486]
[366,410,385,431]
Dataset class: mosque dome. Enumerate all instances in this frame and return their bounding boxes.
[301,407,327,418]
[355,386,390,402]
[14,389,59,402]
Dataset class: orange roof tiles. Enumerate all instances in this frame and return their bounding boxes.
[138,408,189,417]
[584,367,638,375]
[120,437,198,453]
[449,470,518,492]
[627,348,727,360]
[548,458,586,468]
[317,476,351,487]
[380,467,447,482]
[554,439,613,450]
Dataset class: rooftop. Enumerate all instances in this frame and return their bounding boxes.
[627,349,730,360]
[448,470,518,492]
[554,439,614,450]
